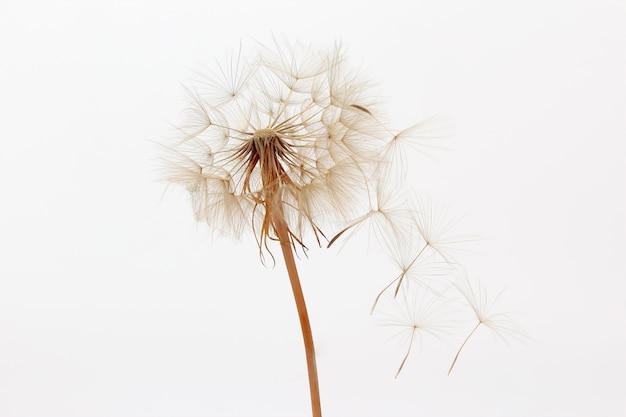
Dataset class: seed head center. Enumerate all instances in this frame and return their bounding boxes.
[253,128,279,145]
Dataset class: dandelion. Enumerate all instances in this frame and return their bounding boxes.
[370,197,470,314]
[377,284,454,378]
[160,38,429,417]
[159,37,521,417]
[447,273,529,375]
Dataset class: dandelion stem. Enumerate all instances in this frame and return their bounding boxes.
[248,126,322,416]
[448,321,481,376]
[273,209,322,417]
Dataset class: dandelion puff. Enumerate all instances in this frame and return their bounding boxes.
[413,196,476,265]
[327,172,413,251]
[176,88,216,142]
[377,285,454,378]
[380,115,450,182]
[369,195,471,312]
[370,232,454,314]
[256,37,328,93]
[447,273,529,375]
[194,43,256,107]
[321,160,370,220]
[166,41,392,250]
[390,232,454,290]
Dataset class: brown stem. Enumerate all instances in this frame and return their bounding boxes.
[272,208,322,417]
[251,129,322,416]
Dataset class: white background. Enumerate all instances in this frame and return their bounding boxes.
[1,1,625,416]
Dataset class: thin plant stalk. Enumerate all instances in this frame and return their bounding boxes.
[395,326,417,378]
[259,130,321,417]
[448,321,480,376]
[370,244,428,314]
[273,209,322,417]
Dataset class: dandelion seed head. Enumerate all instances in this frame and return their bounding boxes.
[161,39,411,254]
